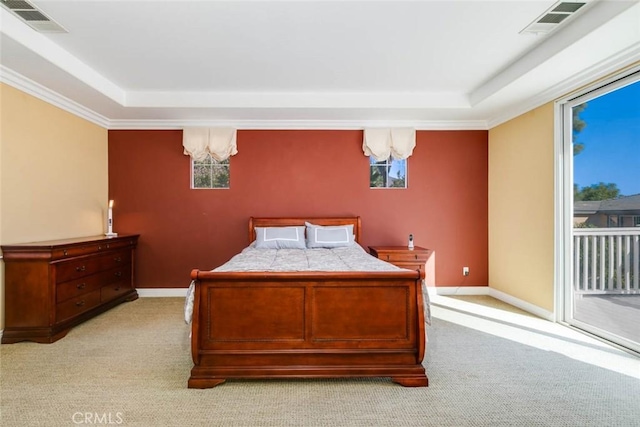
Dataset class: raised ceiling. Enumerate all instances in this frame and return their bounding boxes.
[1,0,639,129]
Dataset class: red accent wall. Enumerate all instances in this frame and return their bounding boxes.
[108,129,488,288]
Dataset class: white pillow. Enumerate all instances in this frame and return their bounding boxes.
[305,222,355,248]
[254,226,306,249]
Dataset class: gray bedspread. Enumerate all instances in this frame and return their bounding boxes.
[214,243,402,272]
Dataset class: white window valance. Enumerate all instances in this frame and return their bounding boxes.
[362,128,416,161]
[183,127,238,162]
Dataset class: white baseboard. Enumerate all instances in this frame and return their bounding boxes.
[488,288,555,321]
[428,286,490,296]
[136,288,188,297]
[428,285,555,321]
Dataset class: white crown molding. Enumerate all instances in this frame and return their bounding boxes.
[470,0,634,107]
[3,39,636,132]
[0,65,110,128]
[486,43,640,129]
[2,64,487,130]
[0,7,125,105]
[108,119,488,131]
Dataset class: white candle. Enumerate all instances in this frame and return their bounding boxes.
[107,200,114,235]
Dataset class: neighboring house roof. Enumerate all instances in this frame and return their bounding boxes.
[574,194,640,215]
[574,201,601,215]
[598,194,640,212]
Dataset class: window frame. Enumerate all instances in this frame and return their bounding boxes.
[369,156,408,189]
[191,154,230,189]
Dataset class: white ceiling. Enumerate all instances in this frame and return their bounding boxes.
[1,0,639,129]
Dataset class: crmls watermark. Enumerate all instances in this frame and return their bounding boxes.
[71,412,124,425]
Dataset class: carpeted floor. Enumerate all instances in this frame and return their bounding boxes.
[1,296,639,426]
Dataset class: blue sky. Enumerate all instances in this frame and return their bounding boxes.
[573,79,640,196]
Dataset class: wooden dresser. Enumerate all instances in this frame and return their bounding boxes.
[368,246,431,272]
[1,234,139,343]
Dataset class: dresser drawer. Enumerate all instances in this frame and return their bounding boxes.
[101,281,133,302]
[55,250,131,283]
[56,289,102,323]
[57,266,132,303]
[52,243,107,260]
[51,237,136,260]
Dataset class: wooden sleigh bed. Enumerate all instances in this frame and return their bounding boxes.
[188,217,428,388]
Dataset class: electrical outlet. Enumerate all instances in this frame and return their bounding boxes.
[463,267,469,276]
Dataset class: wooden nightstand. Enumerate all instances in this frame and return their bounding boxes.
[368,246,431,272]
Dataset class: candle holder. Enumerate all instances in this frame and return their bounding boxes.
[105,199,118,237]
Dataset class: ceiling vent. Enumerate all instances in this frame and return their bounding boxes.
[521,1,588,35]
[1,0,67,33]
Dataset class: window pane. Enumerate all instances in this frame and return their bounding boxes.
[212,165,229,188]
[193,164,211,188]
[388,158,407,188]
[370,161,388,188]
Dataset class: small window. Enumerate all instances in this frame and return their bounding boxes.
[192,154,229,189]
[370,156,407,188]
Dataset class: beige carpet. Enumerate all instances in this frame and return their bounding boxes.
[1,296,639,426]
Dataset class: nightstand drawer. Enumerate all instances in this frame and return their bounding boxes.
[380,252,427,263]
[390,261,426,271]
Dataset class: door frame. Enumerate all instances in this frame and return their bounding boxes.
[554,65,640,352]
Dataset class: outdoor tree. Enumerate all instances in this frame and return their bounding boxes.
[574,182,620,201]
[573,103,587,156]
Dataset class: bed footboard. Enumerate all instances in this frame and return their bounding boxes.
[188,270,428,388]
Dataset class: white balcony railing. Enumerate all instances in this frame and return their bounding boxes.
[573,228,640,294]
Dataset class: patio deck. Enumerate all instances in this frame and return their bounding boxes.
[574,293,640,344]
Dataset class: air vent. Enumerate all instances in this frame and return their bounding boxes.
[521,1,587,35]
[1,0,67,33]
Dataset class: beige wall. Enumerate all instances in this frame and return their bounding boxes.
[488,102,555,312]
[0,83,108,329]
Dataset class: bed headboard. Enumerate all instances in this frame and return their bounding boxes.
[248,217,362,244]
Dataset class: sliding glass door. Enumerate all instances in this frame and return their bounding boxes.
[561,71,640,353]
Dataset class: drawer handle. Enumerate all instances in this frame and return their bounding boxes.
[98,245,102,250]
[75,300,85,307]
[76,283,86,290]
[114,271,123,277]
[106,244,110,249]
[386,255,390,260]
[63,250,68,256]
[76,265,86,272]
[114,257,122,262]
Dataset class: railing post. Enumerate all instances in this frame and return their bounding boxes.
[634,235,639,292]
